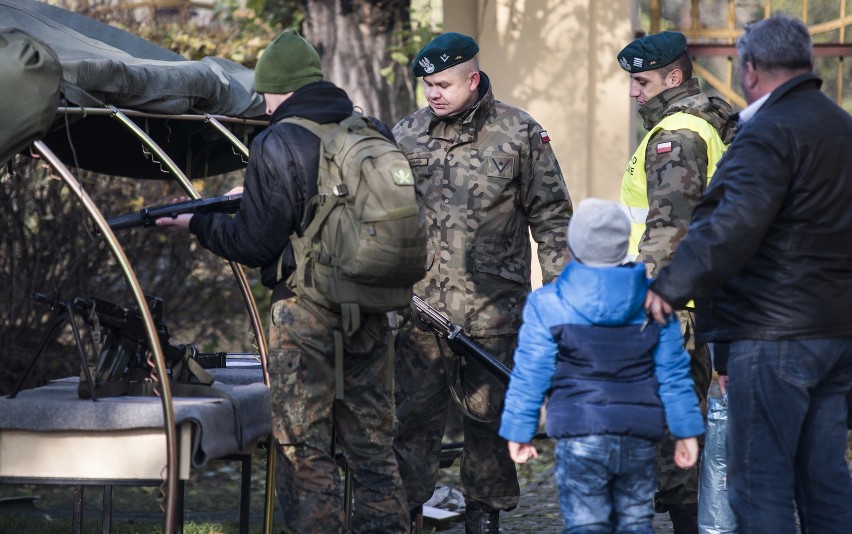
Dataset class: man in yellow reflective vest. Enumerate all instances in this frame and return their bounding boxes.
[617,31,736,534]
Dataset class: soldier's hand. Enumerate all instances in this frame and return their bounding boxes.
[508,441,538,464]
[155,212,193,231]
[645,289,674,325]
[674,437,699,468]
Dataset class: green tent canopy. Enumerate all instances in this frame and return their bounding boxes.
[0,0,267,179]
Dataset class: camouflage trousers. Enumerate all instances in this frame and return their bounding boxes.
[268,297,409,533]
[655,309,712,511]
[393,327,520,511]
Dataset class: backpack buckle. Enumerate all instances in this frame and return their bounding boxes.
[313,251,334,265]
[333,184,349,197]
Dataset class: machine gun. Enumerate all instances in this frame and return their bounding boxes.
[68,294,224,398]
[10,291,231,400]
[411,295,512,385]
[106,193,242,231]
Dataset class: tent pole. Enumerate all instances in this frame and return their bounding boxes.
[202,111,276,534]
[111,105,277,534]
[32,139,180,534]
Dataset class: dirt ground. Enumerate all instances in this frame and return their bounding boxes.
[426,457,675,534]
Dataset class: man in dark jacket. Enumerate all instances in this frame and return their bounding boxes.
[645,14,852,533]
[156,30,409,533]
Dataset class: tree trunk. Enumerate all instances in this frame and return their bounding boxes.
[301,0,417,127]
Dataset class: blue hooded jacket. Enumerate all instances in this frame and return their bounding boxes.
[499,260,704,443]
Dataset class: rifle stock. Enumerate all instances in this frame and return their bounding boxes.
[107,193,242,230]
[411,295,512,385]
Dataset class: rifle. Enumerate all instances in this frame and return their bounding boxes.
[106,193,242,231]
[10,292,234,400]
[411,295,512,385]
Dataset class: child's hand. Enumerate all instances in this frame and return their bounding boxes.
[674,437,698,468]
[508,441,538,464]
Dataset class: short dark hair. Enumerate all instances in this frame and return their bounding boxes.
[736,13,813,72]
[661,51,694,80]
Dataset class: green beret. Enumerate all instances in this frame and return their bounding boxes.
[617,31,687,73]
[254,30,323,94]
[412,32,479,77]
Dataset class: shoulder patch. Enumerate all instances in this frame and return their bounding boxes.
[656,141,672,154]
[539,131,551,143]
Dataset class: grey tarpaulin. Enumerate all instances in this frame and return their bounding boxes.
[0,0,268,179]
[0,27,61,167]
[0,369,271,468]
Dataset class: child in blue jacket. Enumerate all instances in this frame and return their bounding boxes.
[499,197,704,533]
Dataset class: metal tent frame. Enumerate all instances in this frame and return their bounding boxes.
[28,104,275,534]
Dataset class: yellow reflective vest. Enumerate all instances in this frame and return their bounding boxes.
[619,112,727,259]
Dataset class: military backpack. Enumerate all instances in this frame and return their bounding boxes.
[278,111,427,337]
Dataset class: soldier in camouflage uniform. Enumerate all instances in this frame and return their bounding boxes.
[157,31,408,533]
[392,32,573,533]
[616,32,736,534]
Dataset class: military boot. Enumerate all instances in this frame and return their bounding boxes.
[668,503,698,534]
[464,500,499,534]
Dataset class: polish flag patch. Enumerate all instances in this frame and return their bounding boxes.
[539,131,551,143]
[656,141,673,154]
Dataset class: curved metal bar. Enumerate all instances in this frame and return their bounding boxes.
[201,113,250,159]
[112,105,276,534]
[32,140,180,533]
[58,105,268,127]
[112,106,271,380]
[201,112,276,534]
[108,105,189,183]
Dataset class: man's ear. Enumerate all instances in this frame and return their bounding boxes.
[740,62,759,92]
[666,68,684,88]
[468,70,481,92]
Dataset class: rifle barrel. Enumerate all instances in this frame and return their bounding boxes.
[107,193,242,230]
[447,336,512,386]
[412,295,512,385]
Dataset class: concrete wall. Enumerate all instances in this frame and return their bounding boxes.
[443,0,634,203]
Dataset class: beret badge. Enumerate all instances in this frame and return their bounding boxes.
[616,31,687,74]
[411,32,480,77]
[418,57,435,74]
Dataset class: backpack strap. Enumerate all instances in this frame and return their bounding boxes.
[278,116,348,156]
[278,115,363,337]
[297,296,347,400]
[333,328,345,400]
[340,303,359,337]
[277,115,351,248]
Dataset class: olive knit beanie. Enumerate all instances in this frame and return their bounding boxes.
[254,30,323,94]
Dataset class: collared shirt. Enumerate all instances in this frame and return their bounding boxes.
[738,93,771,124]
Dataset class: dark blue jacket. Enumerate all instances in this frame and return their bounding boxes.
[499,260,703,443]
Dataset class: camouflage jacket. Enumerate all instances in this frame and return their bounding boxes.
[637,78,736,277]
[393,73,573,336]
